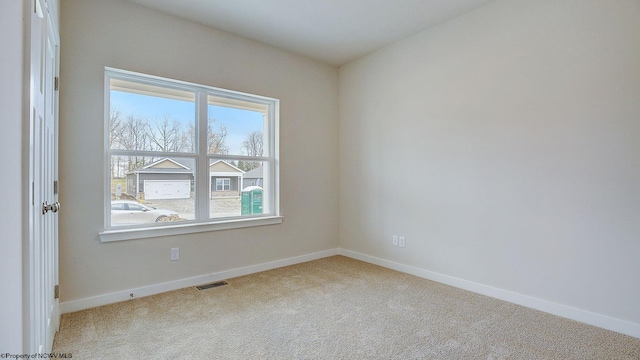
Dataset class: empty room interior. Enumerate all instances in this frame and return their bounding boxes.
[2,0,640,357]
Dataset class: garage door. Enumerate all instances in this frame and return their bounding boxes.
[144,180,191,200]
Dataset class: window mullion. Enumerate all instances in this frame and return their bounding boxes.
[196,91,209,220]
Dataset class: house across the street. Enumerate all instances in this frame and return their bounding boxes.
[126,158,194,200]
[209,160,245,197]
[243,166,264,188]
[126,158,250,200]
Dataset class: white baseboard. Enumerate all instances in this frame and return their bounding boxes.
[338,249,640,339]
[60,249,338,314]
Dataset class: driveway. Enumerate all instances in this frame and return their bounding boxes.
[142,197,241,220]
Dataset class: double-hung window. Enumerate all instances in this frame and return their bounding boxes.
[101,68,280,241]
[215,178,231,191]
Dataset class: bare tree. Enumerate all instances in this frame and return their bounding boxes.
[181,122,196,153]
[109,108,124,178]
[208,118,229,154]
[242,131,263,157]
[109,109,151,177]
[119,115,152,174]
[109,108,124,149]
[240,131,263,171]
[109,110,219,180]
[148,115,184,152]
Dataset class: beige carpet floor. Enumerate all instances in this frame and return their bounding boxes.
[53,256,640,359]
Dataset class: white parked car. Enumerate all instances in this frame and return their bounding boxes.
[111,200,178,225]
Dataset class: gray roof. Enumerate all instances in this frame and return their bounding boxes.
[127,157,194,175]
[133,168,193,174]
[244,166,263,179]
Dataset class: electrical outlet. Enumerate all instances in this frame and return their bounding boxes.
[398,236,406,248]
[171,247,179,261]
[392,235,399,246]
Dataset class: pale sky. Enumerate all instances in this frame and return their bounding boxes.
[111,90,263,154]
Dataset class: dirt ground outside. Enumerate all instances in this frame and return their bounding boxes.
[140,197,241,219]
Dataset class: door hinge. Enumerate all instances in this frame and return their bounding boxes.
[32,182,35,206]
[54,285,59,299]
[54,77,59,91]
[34,0,44,18]
[54,180,58,195]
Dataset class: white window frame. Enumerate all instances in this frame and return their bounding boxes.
[215,178,231,191]
[99,68,281,242]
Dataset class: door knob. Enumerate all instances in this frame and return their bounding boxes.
[42,201,61,214]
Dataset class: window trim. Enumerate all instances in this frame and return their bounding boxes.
[99,216,283,242]
[215,178,231,191]
[101,67,280,242]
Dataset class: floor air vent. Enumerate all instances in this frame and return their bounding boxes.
[196,281,228,290]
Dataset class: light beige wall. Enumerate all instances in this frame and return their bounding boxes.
[339,0,640,325]
[59,0,338,302]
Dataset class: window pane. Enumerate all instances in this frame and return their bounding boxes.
[110,155,195,226]
[207,95,267,156]
[215,178,231,191]
[208,159,269,219]
[110,79,196,152]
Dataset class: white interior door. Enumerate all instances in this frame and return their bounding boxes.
[29,0,60,353]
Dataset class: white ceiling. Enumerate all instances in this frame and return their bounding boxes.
[125,0,496,66]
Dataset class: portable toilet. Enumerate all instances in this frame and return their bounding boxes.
[241,186,263,215]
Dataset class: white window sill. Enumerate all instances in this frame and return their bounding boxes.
[99,216,283,242]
